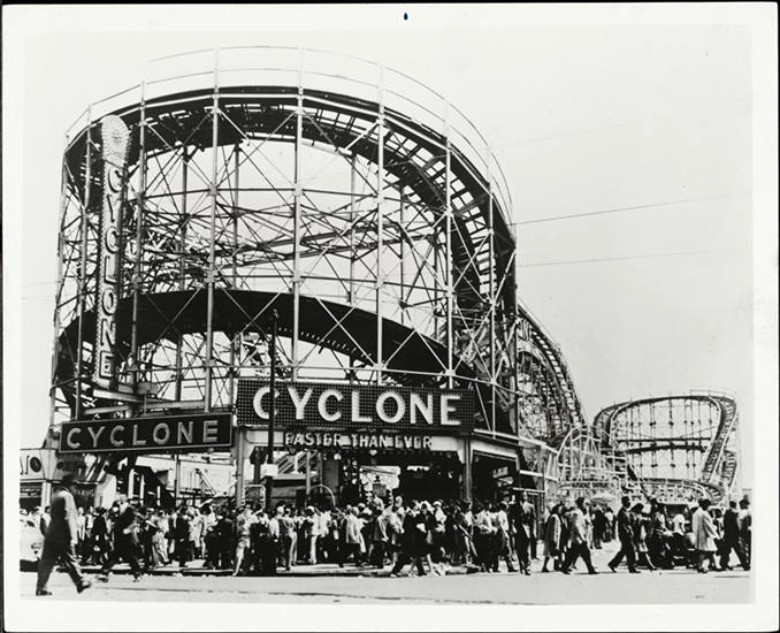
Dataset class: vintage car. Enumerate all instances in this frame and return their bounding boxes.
[20,518,44,570]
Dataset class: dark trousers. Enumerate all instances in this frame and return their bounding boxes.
[102,537,142,578]
[340,542,360,566]
[371,541,386,568]
[391,546,426,576]
[205,536,221,569]
[473,533,492,571]
[37,540,87,591]
[260,537,279,575]
[280,535,293,569]
[515,533,530,571]
[720,538,749,569]
[609,537,638,571]
[740,535,751,568]
[563,542,596,573]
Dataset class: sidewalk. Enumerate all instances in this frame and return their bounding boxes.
[77,560,477,578]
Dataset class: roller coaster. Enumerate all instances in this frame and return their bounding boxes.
[592,393,741,504]
[47,48,740,504]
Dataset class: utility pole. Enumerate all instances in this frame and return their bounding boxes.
[265,309,279,508]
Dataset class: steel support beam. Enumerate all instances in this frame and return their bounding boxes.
[74,108,93,420]
[204,55,219,411]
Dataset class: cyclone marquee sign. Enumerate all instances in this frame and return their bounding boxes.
[236,380,475,434]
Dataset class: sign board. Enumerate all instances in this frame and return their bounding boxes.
[237,380,474,433]
[20,449,51,482]
[245,484,265,504]
[93,115,130,389]
[259,464,279,478]
[283,430,433,451]
[59,413,233,454]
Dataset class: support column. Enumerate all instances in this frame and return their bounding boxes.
[174,455,182,505]
[229,144,240,402]
[41,482,53,509]
[74,109,93,420]
[348,154,357,305]
[375,66,385,384]
[305,450,312,497]
[127,468,135,499]
[399,186,406,326]
[462,437,473,502]
[50,135,71,428]
[292,56,303,380]
[205,53,220,411]
[139,471,146,502]
[130,88,147,393]
[444,102,454,389]
[235,427,246,506]
[488,172,496,433]
[174,152,188,402]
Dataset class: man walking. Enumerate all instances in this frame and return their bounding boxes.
[390,501,427,577]
[279,506,296,571]
[509,491,535,575]
[36,474,92,596]
[561,497,598,575]
[608,495,639,573]
[738,498,751,569]
[720,500,749,570]
[99,494,143,582]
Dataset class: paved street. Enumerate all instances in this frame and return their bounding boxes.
[20,544,750,605]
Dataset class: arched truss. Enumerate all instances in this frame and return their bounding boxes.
[49,48,582,447]
[593,393,739,502]
[515,306,586,443]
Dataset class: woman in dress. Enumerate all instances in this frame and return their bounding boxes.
[631,503,656,571]
[541,503,562,572]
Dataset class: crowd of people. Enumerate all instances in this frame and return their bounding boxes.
[26,475,753,595]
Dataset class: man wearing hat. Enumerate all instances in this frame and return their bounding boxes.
[35,474,91,596]
[98,494,143,582]
[608,495,639,573]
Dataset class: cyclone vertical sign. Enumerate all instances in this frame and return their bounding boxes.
[93,115,130,389]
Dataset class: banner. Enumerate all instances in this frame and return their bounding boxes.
[93,115,130,388]
[236,380,474,433]
[59,413,233,454]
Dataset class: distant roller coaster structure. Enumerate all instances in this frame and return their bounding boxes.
[592,392,741,504]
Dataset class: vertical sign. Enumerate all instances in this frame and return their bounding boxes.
[93,115,130,388]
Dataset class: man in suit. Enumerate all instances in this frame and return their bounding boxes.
[509,491,535,575]
[738,498,751,569]
[99,494,143,581]
[35,474,92,596]
[608,495,639,573]
[390,501,427,577]
[719,500,748,570]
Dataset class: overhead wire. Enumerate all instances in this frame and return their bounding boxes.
[513,193,746,226]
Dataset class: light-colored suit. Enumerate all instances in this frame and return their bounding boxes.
[692,508,717,552]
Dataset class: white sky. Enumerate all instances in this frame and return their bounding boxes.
[3,5,777,632]
[5,8,763,479]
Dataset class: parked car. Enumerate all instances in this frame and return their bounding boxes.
[20,519,43,570]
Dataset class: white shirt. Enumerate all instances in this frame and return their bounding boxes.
[496,509,510,533]
[672,513,686,535]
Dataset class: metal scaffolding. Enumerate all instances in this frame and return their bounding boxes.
[49,48,586,484]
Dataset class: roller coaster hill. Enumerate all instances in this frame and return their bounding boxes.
[44,48,741,509]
